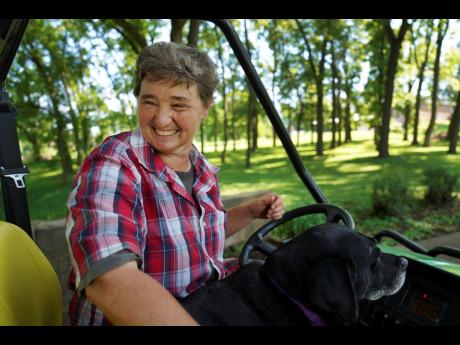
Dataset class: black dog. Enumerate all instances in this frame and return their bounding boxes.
[180,223,408,325]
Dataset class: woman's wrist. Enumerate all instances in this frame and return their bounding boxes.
[247,199,262,220]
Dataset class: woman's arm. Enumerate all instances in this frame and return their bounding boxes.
[85,261,199,326]
[225,193,284,238]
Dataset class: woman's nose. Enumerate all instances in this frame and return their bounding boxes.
[154,106,173,126]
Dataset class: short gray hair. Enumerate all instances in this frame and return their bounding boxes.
[133,41,219,106]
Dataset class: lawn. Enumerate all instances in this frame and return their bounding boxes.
[1,129,459,244]
[0,159,74,221]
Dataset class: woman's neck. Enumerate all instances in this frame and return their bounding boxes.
[158,152,192,172]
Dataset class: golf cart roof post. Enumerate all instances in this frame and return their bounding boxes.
[0,19,32,237]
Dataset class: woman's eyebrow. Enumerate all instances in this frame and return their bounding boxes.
[140,94,156,100]
[171,95,190,101]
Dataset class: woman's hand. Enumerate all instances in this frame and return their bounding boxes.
[248,193,285,220]
[225,192,285,238]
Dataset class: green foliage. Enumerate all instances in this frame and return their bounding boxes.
[371,169,415,217]
[423,167,459,204]
[273,214,326,240]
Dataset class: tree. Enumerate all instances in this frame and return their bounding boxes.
[341,20,365,143]
[329,40,339,149]
[411,20,433,146]
[21,20,77,183]
[188,20,201,47]
[107,19,147,53]
[295,19,330,156]
[264,19,282,148]
[378,19,411,158]
[400,42,417,141]
[243,19,257,167]
[362,20,387,148]
[171,19,187,43]
[424,19,449,147]
[447,89,460,154]
[211,27,229,163]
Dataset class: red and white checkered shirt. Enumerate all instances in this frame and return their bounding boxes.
[66,127,228,325]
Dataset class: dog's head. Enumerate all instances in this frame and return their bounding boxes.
[264,223,408,324]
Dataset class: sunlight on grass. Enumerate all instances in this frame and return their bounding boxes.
[2,129,460,245]
[31,170,62,179]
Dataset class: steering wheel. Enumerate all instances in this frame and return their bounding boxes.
[239,203,355,266]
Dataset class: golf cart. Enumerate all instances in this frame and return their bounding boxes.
[1,19,460,326]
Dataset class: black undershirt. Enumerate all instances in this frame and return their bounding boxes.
[175,164,195,196]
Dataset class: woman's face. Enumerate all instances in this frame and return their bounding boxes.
[137,79,210,159]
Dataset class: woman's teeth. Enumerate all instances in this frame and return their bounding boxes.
[154,128,179,136]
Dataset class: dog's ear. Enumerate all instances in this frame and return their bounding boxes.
[307,257,359,324]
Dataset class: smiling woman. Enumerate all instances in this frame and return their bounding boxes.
[64,40,285,326]
[136,80,210,172]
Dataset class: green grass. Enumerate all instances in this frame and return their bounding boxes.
[0,160,73,220]
[1,129,459,245]
[206,130,460,243]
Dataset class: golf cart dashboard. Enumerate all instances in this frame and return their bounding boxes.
[360,257,460,326]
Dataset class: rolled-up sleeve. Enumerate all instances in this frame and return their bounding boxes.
[66,142,145,292]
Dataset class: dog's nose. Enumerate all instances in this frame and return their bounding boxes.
[400,257,409,269]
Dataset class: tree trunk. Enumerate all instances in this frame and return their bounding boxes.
[251,105,258,152]
[187,20,201,47]
[403,79,415,141]
[231,82,237,152]
[316,82,325,156]
[246,87,254,167]
[107,19,147,53]
[215,28,227,163]
[412,22,433,146]
[330,43,338,149]
[337,75,343,146]
[221,89,228,163]
[296,100,304,147]
[244,19,253,167]
[295,19,328,156]
[344,87,352,143]
[424,19,449,147]
[379,20,410,158]
[310,115,315,145]
[448,90,460,154]
[374,27,386,149]
[315,42,328,156]
[61,82,83,165]
[403,101,412,141]
[171,19,187,43]
[330,75,337,149]
[272,45,278,148]
[16,123,41,161]
[54,113,74,184]
[28,50,74,183]
[412,77,425,145]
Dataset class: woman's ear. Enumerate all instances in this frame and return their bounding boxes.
[201,100,212,119]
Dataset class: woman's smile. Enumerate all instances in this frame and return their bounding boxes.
[153,128,180,136]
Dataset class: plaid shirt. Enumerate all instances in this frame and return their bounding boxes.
[66,127,228,325]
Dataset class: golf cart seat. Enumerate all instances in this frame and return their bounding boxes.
[0,221,62,325]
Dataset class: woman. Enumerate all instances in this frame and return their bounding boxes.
[66,41,284,325]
